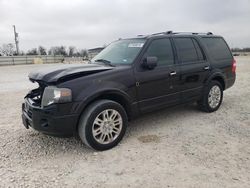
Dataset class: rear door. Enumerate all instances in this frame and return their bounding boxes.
[135,37,181,113]
[173,37,210,102]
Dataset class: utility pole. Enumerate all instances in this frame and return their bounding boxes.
[13,25,19,55]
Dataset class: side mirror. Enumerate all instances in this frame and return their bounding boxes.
[142,56,158,70]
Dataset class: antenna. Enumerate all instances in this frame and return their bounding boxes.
[13,25,19,55]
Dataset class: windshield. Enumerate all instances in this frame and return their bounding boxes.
[92,39,145,65]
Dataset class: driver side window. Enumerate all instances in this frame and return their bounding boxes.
[145,38,174,66]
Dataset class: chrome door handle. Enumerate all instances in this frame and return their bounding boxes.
[204,66,210,70]
[170,71,177,76]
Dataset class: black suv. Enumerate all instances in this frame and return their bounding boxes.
[22,31,236,150]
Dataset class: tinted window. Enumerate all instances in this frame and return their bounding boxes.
[192,39,205,60]
[175,38,199,63]
[145,38,174,66]
[202,37,232,60]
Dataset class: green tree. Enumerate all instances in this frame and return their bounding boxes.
[38,46,47,55]
[0,43,15,56]
[26,48,38,55]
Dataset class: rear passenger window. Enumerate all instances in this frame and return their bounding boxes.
[145,38,174,66]
[202,37,232,60]
[174,38,202,63]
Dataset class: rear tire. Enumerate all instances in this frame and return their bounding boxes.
[198,80,223,112]
[78,99,128,151]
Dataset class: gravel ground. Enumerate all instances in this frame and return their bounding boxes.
[0,57,249,187]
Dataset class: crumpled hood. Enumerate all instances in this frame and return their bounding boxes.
[28,63,114,84]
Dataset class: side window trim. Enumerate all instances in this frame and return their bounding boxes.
[192,38,206,61]
[170,37,178,65]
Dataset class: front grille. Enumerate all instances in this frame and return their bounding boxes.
[24,100,33,118]
[26,84,45,106]
[27,108,33,118]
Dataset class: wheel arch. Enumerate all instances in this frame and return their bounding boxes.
[212,76,225,90]
[94,91,133,119]
[75,89,134,132]
[206,72,226,90]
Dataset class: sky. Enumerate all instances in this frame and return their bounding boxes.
[0,0,249,52]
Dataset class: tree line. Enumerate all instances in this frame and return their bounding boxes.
[2,43,249,56]
[0,43,88,58]
[231,48,250,52]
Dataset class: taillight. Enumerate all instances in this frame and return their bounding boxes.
[232,58,236,73]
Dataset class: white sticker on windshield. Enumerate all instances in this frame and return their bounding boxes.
[128,43,144,48]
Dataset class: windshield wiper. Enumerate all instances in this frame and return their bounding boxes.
[94,59,115,67]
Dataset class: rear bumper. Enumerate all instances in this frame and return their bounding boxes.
[22,98,79,136]
[225,74,236,90]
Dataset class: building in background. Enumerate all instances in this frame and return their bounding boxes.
[88,47,104,59]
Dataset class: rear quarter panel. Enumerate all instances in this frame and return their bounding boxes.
[199,36,235,89]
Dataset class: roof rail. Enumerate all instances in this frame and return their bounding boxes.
[137,31,213,38]
[171,31,213,35]
[137,31,173,37]
[142,31,213,37]
[151,31,173,35]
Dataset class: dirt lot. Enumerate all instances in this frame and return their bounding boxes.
[0,57,249,187]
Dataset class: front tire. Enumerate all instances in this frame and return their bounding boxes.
[78,99,128,151]
[198,80,223,112]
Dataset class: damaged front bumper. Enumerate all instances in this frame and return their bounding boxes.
[22,97,80,137]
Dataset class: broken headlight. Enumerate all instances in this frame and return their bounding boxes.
[41,86,72,107]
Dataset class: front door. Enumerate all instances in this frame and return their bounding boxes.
[135,38,181,113]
